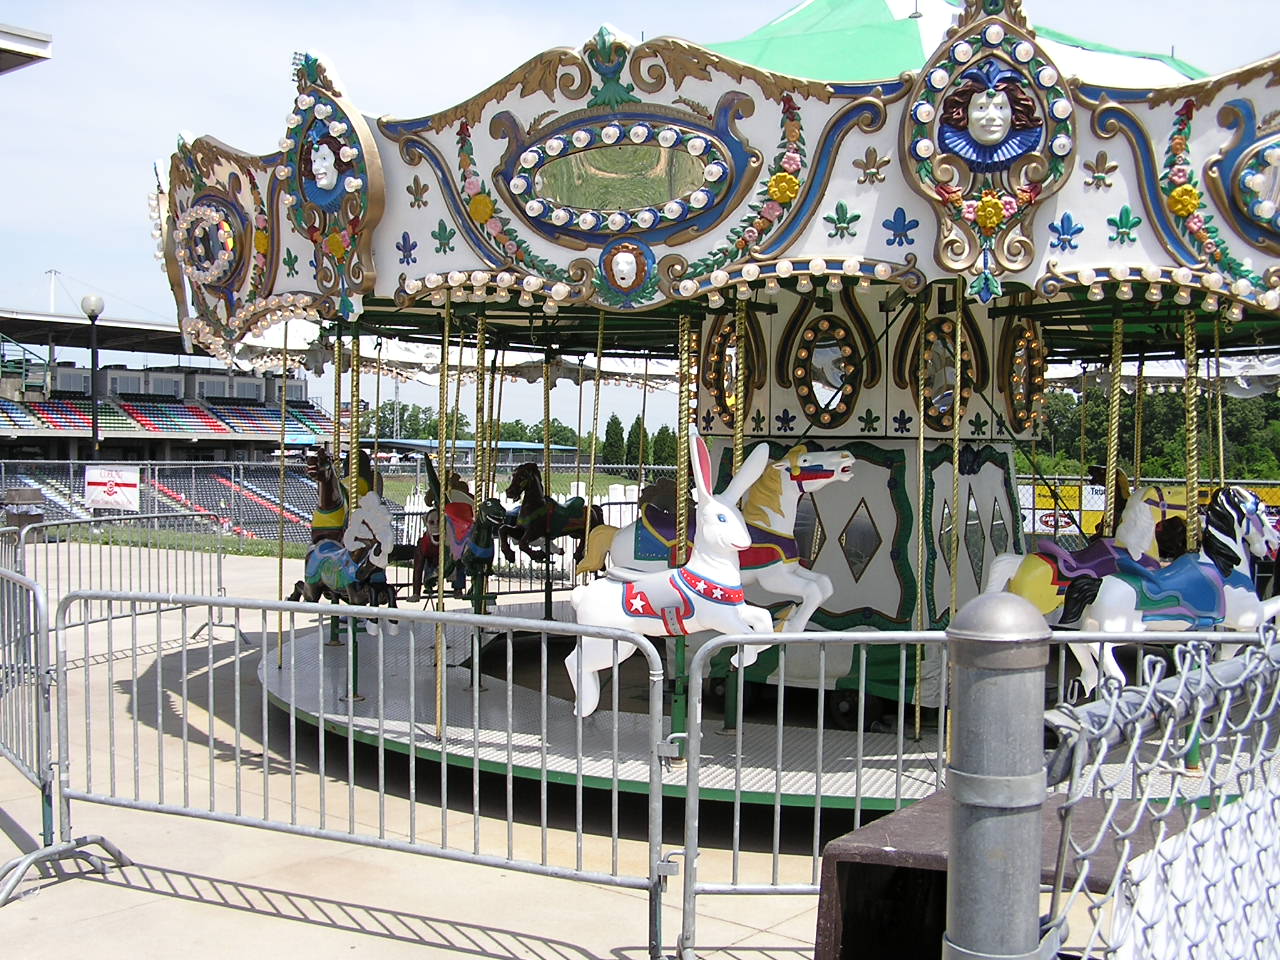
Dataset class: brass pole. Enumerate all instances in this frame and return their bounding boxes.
[373,339,382,468]
[277,321,288,670]
[1102,315,1124,538]
[584,312,605,567]
[474,317,487,498]
[1184,311,1200,551]
[948,290,963,626]
[914,302,927,738]
[435,292,451,738]
[1133,357,1145,488]
[490,350,506,494]
[638,353,650,492]
[676,314,692,566]
[332,330,343,462]
[732,300,747,472]
[1215,317,1225,487]
[349,326,360,509]
[1077,366,1087,542]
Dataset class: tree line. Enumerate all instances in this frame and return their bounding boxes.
[359,402,679,465]
[1020,388,1280,481]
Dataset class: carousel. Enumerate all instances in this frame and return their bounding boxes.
[154,0,1280,807]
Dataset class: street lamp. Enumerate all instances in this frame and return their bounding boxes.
[80,294,104,460]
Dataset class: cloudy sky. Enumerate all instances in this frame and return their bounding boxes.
[2,0,1276,427]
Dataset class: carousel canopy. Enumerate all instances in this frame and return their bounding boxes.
[709,0,1204,86]
[158,0,1280,391]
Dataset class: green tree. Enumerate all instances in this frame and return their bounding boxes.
[601,413,625,465]
[530,418,579,447]
[651,425,677,466]
[625,415,648,465]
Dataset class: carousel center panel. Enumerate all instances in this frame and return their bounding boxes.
[257,602,943,809]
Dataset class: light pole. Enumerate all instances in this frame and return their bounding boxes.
[80,294,104,460]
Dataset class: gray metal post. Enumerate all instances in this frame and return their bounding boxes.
[943,592,1050,960]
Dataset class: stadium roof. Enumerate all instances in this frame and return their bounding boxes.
[0,308,189,354]
[0,23,51,76]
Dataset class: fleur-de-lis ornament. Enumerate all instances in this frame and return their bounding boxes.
[853,146,891,185]
[1082,151,1119,190]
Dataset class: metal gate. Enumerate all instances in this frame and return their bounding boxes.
[47,591,672,957]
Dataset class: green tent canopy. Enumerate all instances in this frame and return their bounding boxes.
[707,0,1204,85]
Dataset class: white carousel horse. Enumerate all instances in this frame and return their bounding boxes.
[1074,486,1280,691]
[565,430,776,718]
[576,443,855,633]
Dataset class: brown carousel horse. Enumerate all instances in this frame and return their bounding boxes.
[289,445,397,610]
[501,461,602,565]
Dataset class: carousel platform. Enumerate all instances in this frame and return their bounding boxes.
[256,604,943,810]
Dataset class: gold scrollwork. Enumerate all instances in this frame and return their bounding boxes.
[627,38,833,106]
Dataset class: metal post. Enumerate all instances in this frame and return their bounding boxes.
[89,316,100,460]
[943,592,1050,960]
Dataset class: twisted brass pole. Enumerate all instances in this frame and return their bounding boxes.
[435,293,451,738]
[1184,311,1200,551]
[676,314,691,566]
[733,299,746,472]
[1102,316,1124,538]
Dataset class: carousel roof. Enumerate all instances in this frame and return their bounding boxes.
[709,0,1203,87]
[157,0,1280,371]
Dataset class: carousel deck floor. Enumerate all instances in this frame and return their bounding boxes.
[257,616,945,810]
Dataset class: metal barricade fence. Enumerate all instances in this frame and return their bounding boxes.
[677,630,950,958]
[1038,630,1280,960]
[49,592,671,957]
[17,513,224,624]
[0,527,18,573]
[0,567,127,905]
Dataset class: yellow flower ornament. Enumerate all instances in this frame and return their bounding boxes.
[768,172,800,204]
[975,194,1004,232]
[468,193,496,224]
[1168,184,1201,218]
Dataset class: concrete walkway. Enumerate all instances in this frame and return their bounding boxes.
[0,553,819,958]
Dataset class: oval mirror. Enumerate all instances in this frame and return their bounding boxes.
[795,315,859,428]
[536,145,707,211]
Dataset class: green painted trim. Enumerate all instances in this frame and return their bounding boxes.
[265,687,919,811]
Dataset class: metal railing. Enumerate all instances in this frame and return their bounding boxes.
[47,591,671,957]
[677,630,949,956]
[17,513,224,623]
[0,567,127,905]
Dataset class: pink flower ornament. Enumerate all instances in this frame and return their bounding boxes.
[761,200,784,222]
[1169,165,1190,185]
[463,176,483,197]
[1201,239,1218,255]
[742,226,759,243]
[1185,213,1205,233]
[485,217,503,236]
[961,200,978,222]
[780,151,802,174]
[1000,195,1019,218]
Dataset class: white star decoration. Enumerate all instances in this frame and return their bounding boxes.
[691,578,705,591]
[711,587,724,599]
[629,595,647,612]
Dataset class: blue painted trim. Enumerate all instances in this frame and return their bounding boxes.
[1095,101,1199,265]
[395,136,505,270]
[1212,98,1280,249]
[754,99,887,258]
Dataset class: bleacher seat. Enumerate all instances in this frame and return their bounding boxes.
[28,396,138,431]
[119,398,231,434]
[0,397,37,429]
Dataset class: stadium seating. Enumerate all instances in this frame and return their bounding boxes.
[28,396,138,431]
[288,402,334,435]
[118,396,232,434]
[0,397,37,429]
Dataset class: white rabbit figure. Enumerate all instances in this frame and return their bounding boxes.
[566,428,775,718]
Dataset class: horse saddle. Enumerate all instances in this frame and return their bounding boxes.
[1113,553,1224,624]
[1038,537,1157,582]
[634,504,686,564]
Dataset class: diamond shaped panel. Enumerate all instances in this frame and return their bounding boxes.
[839,498,882,583]
[938,499,954,572]
[990,499,1010,555]
[964,490,987,588]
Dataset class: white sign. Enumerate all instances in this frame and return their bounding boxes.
[84,465,141,512]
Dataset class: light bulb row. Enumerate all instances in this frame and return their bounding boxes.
[1062,264,1278,319]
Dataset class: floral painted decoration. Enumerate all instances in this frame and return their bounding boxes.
[684,95,806,278]
[1160,100,1259,284]
[455,119,569,280]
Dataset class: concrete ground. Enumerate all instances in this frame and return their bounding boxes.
[1,552,819,958]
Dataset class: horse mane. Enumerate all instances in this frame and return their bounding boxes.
[738,450,791,528]
[1202,487,1246,579]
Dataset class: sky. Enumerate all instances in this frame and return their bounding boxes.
[2,0,1277,430]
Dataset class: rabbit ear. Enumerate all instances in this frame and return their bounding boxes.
[722,441,773,505]
[690,427,712,500]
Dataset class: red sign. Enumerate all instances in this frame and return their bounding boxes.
[1038,511,1074,531]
